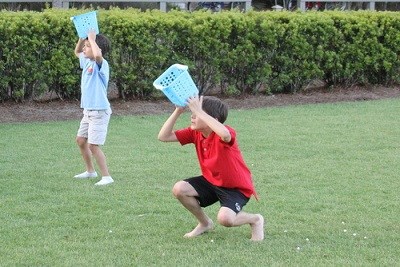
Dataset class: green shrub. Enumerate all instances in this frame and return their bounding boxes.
[0,9,399,102]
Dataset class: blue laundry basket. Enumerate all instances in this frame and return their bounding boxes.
[153,64,199,107]
[70,11,99,39]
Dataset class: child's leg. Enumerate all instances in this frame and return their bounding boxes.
[172,181,214,237]
[89,144,110,177]
[76,136,95,173]
[86,109,112,184]
[217,207,264,241]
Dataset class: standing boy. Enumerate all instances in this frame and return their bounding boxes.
[158,95,264,241]
[73,30,113,186]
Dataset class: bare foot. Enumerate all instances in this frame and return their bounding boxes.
[250,214,264,241]
[184,220,214,238]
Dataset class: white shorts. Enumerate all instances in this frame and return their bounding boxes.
[77,108,112,145]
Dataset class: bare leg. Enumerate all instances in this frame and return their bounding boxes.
[249,214,264,241]
[89,144,110,176]
[217,207,264,241]
[76,136,95,173]
[172,181,214,237]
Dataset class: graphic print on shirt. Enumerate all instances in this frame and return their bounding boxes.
[86,62,94,75]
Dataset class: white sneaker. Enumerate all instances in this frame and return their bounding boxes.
[95,176,114,186]
[74,171,98,179]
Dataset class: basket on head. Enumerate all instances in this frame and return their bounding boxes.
[153,64,199,107]
[70,11,99,39]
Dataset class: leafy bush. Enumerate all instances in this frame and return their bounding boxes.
[0,9,399,102]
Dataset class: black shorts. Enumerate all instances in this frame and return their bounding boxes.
[184,176,250,214]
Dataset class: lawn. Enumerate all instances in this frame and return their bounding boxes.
[0,98,399,266]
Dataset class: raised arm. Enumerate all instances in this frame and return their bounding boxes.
[187,96,231,143]
[87,30,103,64]
[158,107,185,142]
[74,38,85,58]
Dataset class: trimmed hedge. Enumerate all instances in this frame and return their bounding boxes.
[0,9,399,101]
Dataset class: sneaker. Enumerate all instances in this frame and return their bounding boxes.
[74,171,98,179]
[95,176,114,186]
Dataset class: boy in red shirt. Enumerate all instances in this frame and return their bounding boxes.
[158,95,264,241]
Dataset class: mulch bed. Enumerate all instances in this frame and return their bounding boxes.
[1,86,399,123]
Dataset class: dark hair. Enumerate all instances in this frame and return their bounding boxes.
[88,34,111,56]
[202,96,228,123]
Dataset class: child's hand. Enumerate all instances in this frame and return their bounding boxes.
[175,105,186,114]
[87,29,97,42]
[187,95,202,114]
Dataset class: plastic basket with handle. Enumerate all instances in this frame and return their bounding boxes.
[153,64,199,107]
[70,11,99,39]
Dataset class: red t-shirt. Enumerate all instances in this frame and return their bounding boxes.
[175,125,257,199]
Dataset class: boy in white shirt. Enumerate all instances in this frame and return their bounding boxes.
[73,30,113,186]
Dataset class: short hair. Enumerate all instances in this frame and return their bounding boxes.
[87,34,111,56]
[202,96,228,123]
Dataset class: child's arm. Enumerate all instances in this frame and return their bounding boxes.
[87,30,103,65]
[158,107,185,142]
[187,96,231,143]
[74,38,85,58]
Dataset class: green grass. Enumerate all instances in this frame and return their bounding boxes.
[1,98,399,266]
